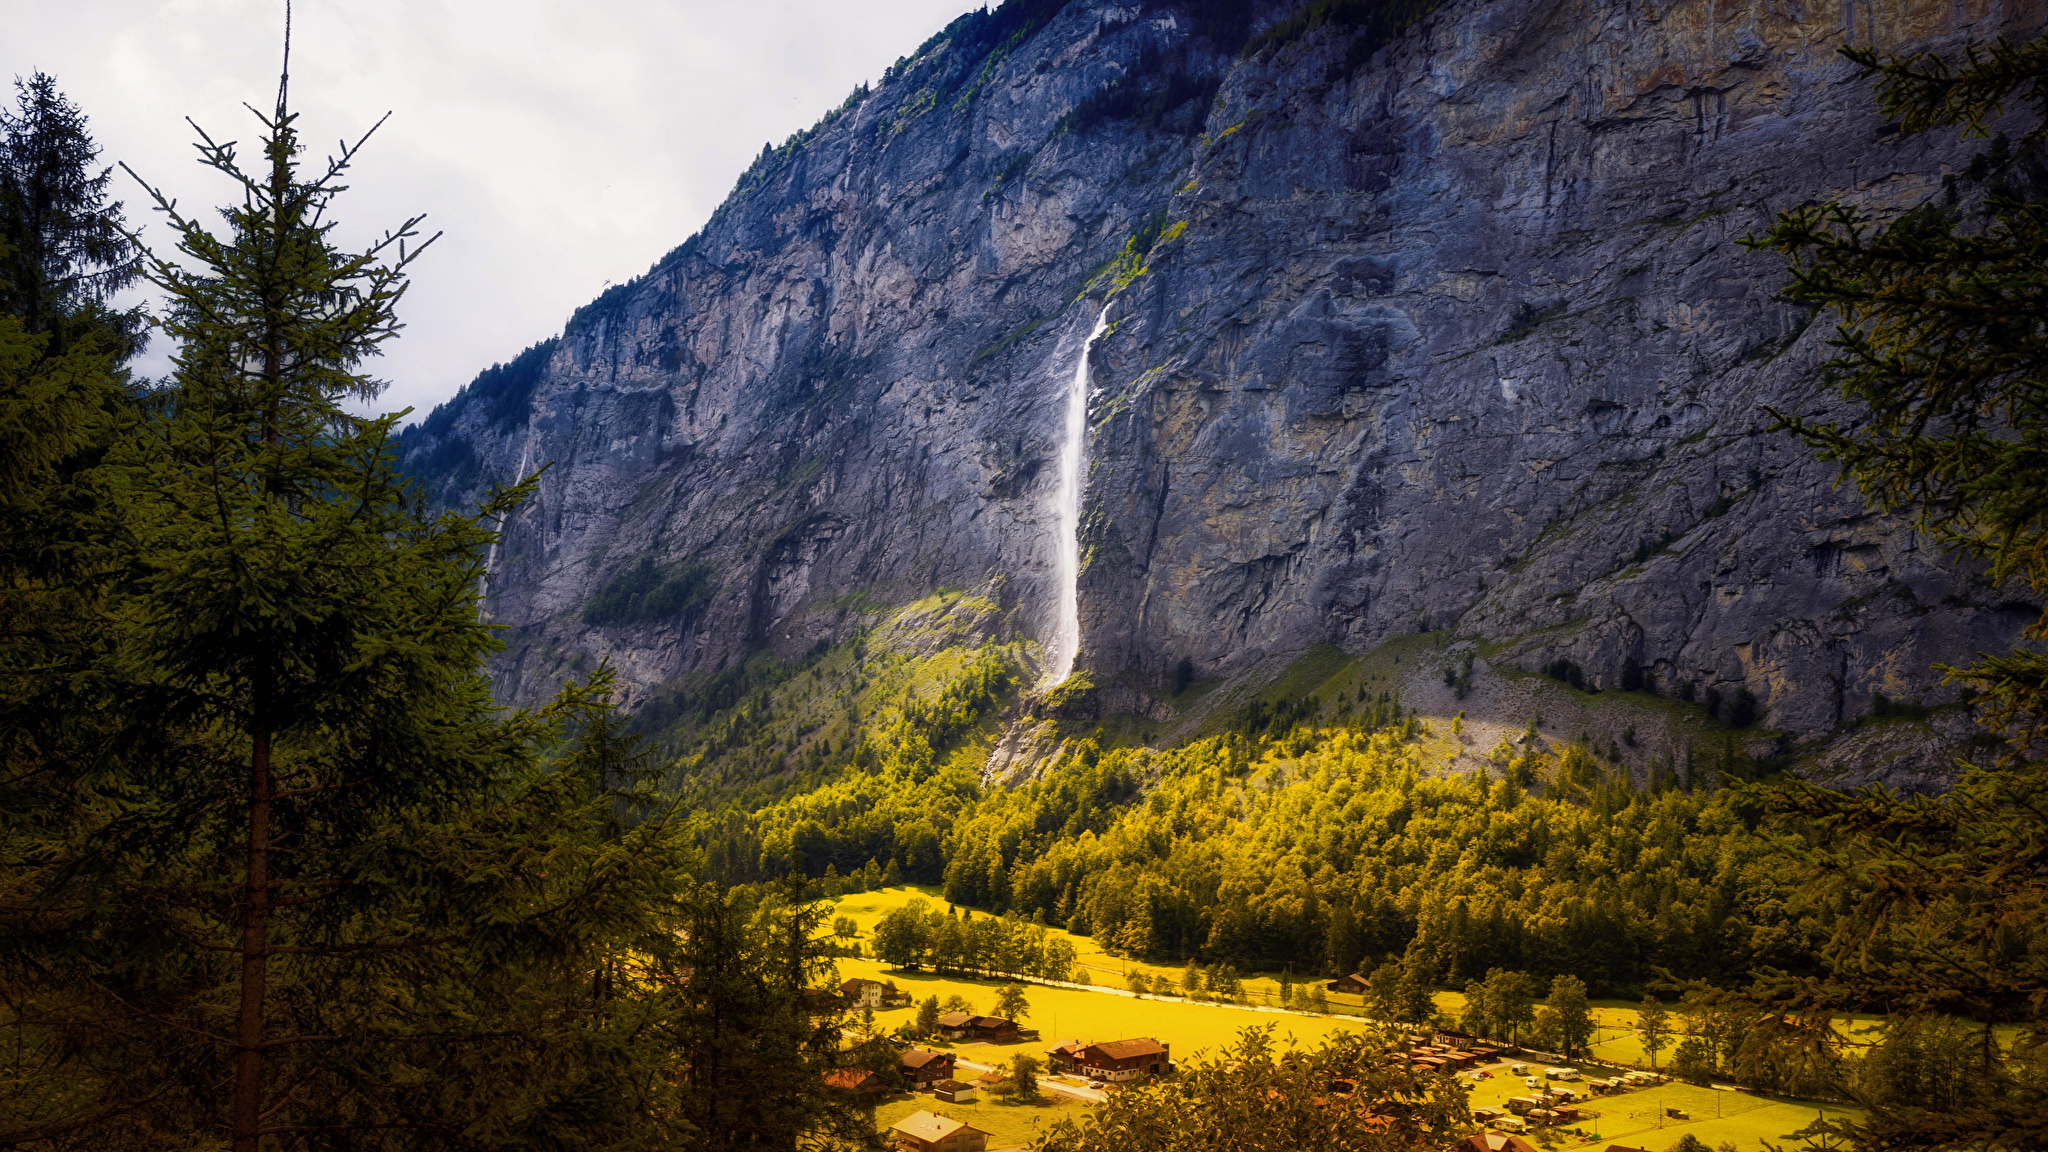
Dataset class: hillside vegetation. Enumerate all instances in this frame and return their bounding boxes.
[670,594,1821,1006]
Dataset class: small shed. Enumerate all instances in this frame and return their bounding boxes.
[1325,973,1370,994]
[930,1078,978,1104]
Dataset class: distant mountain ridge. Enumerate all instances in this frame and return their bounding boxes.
[401,0,2040,781]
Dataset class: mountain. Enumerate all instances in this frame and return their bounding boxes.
[400,0,2040,783]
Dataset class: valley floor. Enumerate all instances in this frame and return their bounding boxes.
[830,887,1865,1152]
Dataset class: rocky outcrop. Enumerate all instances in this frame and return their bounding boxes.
[403,0,2040,748]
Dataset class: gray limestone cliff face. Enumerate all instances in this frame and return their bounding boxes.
[403,0,2041,746]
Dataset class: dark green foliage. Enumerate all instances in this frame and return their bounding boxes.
[582,554,715,626]
[397,336,560,491]
[1060,43,1220,137]
[1854,1015,2001,1120]
[2,65,869,1152]
[1243,0,1452,76]
[1728,687,1760,729]
[1749,33,2048,751]
[0,73,143,353]
[459,336,558,431]
[1728,33,2048,1152]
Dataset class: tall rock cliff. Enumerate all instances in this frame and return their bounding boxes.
[402,0,2041,754]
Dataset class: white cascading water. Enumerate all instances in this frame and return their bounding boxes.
[1045,303,1113,686]
[478,433,536,606]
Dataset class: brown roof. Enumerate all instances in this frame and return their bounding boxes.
[966,1015,1016,1030]
[901,1048,948,1069]
[840,978,881,994]
[936,1011,973,1027]
[1459,1136,1539,1152]
[823,1068,877,1091]
[976,1071,1005,1084]
[891,1111,987,1143]
[1092,1038,1167,1060]
[928,1079,973,1093]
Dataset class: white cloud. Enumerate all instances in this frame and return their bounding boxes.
[4,0,970,421]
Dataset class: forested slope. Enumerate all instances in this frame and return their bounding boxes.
[671,593,1819,998]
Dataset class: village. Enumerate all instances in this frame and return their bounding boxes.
[822,888,1854,1152]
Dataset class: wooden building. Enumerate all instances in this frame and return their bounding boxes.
[1045,1037,1171,1082]
[889,1111,988,1152]
[900,1048,955,1086]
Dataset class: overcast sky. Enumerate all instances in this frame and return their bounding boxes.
[4,0,972,422]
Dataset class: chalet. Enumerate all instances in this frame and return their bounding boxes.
[823,1068,884,1095]
[889,1110,988,1152]
[1047,1037,1171,1082]
[900,1048,955,1086]
[1326,973,1371,994]
[1458,1134,1538,1152]
[930,1078,977,1103]
[840,978,908,1010]
[941,1015,1021,1043]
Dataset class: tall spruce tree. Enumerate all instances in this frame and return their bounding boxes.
[1738,31,2048,1152]
[3,36,890,1151]
[0,72,143,353]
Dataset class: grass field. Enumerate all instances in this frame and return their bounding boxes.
[874,1092,1088,1150]
[830,886,1381,1019]
[832,889,1867,1151]
[1575,1081,1863,1151]
[836,954,1376,1059]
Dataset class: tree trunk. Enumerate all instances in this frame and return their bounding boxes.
[231,720,273,1152]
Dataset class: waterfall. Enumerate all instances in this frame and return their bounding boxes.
[1046,302,1112,687]
[479,433,536,606]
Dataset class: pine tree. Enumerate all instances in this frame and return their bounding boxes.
[0,72,143,353]
[0,34,813,1152]
[1740,31,2048,1150]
